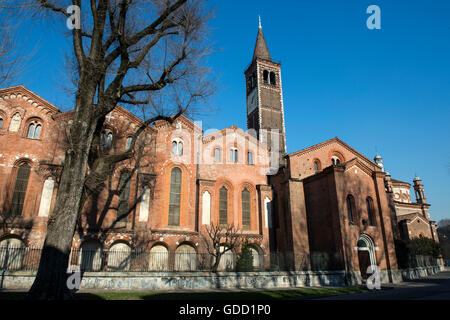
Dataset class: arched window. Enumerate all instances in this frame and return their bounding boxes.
[106,132,113,149]
[79,241,102,271]
[219,187,228,226]
[214,147,221,163]
[0,238,26,270]
[100,132,106,147]
[270,72,276,85]
[230,148,238,163]
[100,130,113,149]
[247,151,253,165]
[26,121,42,139]
[263,70,269,84]
[10,163,31,216]
[331,154,342,166]
[125,137,132,151]
[148,244,169,271]
[0,117,3,129]
[34,124,41,139]
[27,123,35,138]
[366,197,376,226]
[175,244,197,271]
[313,160,321,172]
[108,242,131,271]
[168,167,182,226]
[346,195,355,225]
[172,141,177,154]
[117,172,131,222]
[242,188,250,229]
[172,140,183,156]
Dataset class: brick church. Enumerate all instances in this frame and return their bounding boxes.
[0,22,440,281]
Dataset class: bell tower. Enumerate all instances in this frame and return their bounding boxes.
[245,17,287,170]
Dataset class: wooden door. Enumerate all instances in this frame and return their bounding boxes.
[358,250,371,280]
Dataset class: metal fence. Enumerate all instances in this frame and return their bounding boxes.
[0,246,439,272]
[407,255,439,268]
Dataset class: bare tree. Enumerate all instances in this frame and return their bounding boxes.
[202,223,242,273]
[0,11,26,85]
[2,0,213,299]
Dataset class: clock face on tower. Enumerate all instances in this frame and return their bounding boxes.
[247,89,258,115]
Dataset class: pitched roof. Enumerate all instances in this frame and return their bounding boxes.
[252,26,271,62]
[287,137,379,169]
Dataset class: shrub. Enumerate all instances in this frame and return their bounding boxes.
[235,240,254,272]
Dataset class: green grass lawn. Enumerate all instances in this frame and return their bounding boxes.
[0,287,366,300]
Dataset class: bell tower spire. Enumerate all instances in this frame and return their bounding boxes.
[252,16,271,62]
[245,18,287,172]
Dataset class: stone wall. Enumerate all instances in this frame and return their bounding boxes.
[0,267,444,291]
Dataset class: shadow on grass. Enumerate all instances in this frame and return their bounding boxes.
[0,287,366,301]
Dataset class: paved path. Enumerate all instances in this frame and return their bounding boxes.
[314,269,450,300]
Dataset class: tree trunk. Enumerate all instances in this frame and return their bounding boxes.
[26,82,98,300]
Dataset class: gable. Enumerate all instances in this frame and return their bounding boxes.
[287,137,379,179]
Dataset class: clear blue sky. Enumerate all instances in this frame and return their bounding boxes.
[11,0,450,222]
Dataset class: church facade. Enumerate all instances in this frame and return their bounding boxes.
[0,23,439,280]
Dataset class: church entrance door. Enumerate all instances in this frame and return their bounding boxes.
[358,250,370,280]
[356,234,376,281]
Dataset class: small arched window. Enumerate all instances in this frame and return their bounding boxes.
[346,195,355,225]
[263,70,269,84]
[0,117,3,129]
[366,197,376,226]
[242,188,250,229]
[168,167,182,226]
[313,160,321,172]
[247,151,253,165]
[270,72,276,85]
[214,147,221,163]
[10,163,31,216]
[219,187,228,226]
[125,137,132,151]
[331,155,341,166]
[230,148,238,163]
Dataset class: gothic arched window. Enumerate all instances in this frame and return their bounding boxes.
[117,171,131,222]
[10,163,31,216]
[168,167,182,226]
[214,147,221,162]
[346,195,356,225]
[242,188,250,229]
[219,187,228,226]
[366,197,376,226]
